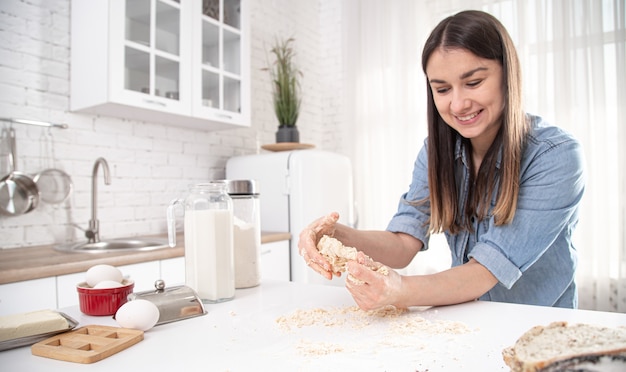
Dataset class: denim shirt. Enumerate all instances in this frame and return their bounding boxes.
[387,115,585,308]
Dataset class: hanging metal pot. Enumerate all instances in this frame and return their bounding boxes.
[33,168,73,204]
[32,129,73,204]
[0,128,40,215]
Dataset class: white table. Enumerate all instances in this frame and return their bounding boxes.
[1,280,625,371]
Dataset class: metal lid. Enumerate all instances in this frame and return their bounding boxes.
[128,280,206,325]
[219,179,259,195]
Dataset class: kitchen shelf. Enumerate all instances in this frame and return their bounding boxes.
[261,143,315,152]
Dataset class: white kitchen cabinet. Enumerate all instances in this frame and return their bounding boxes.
[0,278,57,317]
[118,261,162,292]
[160,257,185,286]
[56,272,85,309]
[260,240,290,282]
[70,0,250,131]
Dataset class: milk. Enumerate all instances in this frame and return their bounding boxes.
[184,208,235,303]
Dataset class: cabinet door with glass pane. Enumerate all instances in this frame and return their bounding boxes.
[113,0,189,115]
[191,0,250,127]
[70,0,249,130]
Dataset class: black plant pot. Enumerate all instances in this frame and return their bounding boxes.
[275,126,300,143]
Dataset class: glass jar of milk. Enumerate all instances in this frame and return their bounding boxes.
[167,181,235,303]
[223,180,261,289]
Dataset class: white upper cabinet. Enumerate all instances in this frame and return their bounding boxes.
[70,0,250,131]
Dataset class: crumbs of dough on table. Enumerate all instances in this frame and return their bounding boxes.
[275,305,471,335]
[275,305,476,359]
[296,340,345,356]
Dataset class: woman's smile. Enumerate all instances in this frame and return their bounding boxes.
[454,109,483,123]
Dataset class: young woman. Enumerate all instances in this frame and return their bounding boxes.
[298,10,585,309]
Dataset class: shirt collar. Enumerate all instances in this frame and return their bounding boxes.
[454,135,503,170]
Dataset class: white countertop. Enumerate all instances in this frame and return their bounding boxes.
[2,280,625,371]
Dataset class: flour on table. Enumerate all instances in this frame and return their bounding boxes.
[276,305,471,334]
[275,305,475,359]
[276,305,407,331]
[296,340,345,356]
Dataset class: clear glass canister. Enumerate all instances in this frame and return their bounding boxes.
[167,181,235,303]
[223,180,261,288]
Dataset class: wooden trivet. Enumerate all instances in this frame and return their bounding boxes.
[31,325,143,364]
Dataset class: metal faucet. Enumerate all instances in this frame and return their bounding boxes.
[86,157,111,243]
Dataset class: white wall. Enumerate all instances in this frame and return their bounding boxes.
[0,0,345,248]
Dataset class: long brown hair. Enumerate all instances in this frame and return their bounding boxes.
[420,10,529,234]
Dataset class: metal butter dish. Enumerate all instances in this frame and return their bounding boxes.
[0,312,78,351]
[128,280,206,325]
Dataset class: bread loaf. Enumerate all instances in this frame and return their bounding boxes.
[0,310,69,342]
[502,321,626,371]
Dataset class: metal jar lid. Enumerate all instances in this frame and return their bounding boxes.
[220,179,259,196]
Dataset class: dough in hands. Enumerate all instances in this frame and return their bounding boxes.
[316,235,388,285]
[316,235,358,273]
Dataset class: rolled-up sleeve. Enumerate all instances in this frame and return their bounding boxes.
[386,141,432,249]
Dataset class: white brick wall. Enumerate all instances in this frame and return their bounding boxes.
[0,0,345,248]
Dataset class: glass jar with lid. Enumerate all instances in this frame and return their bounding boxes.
[167,181,235,303]
[223,179,261,288]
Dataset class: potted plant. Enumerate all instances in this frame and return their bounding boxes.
[266,37,302,143]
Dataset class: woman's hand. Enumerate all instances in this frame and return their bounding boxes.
[345,252,405,310]
[297,212,340,280]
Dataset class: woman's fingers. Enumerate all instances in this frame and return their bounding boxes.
[297,212,341,278]
[311,212,340,235]
[345,259,400,310]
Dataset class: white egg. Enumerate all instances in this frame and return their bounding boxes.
[115,300,160,331]
[85,264,123,287]
[92,280,124,289]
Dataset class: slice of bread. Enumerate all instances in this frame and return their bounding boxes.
[0,310,69,342]
[502,321,626,372]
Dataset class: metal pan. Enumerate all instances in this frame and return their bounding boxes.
[34,168,73,204]
[0,128,40,215]
[32,129,73,204]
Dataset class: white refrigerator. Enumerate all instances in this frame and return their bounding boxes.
[226,149,356,286]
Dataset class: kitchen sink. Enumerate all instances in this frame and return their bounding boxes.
[55,239,170,253]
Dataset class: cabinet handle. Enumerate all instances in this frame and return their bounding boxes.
[143,99,167,107]
[216,113,232,119]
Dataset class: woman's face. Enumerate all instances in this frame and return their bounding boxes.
[426,48,504,152]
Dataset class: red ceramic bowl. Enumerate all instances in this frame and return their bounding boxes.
[77,280,134,316]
